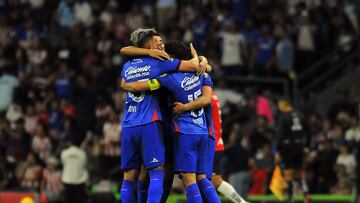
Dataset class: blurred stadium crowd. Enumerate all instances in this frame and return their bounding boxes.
[0,0,359,202]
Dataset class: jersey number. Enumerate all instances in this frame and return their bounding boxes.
[187,89,203,117]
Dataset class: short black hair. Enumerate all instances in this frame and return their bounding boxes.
[136,29,160,48]
[165,41,192,60]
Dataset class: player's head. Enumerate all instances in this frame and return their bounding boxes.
[164,40,192,60]
[131,28,164,50]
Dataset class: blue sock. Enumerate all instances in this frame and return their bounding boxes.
[137,181,147,203]
[147,169,164,203]
[198,178,221,203]
[186,183,202,203]
[121,180,135,203]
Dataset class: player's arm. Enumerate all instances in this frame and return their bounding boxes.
[120,78,160,92]
[120,46,170,61]
[173,85,212,115]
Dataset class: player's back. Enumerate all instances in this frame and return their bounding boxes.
[158,72,210,134]
[121,57,180,127]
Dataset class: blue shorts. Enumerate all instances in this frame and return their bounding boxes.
[206,137,215,179]
[121,121,165,170]
[173,132,209,174]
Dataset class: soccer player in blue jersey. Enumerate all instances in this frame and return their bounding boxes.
[121,41,220,203]
[121,29,209,203]
[120,30,205,203]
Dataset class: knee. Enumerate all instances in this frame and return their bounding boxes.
[124,169,139,181]
[196,174,207,182]
[211,174,223,188]
[181,172,196,188]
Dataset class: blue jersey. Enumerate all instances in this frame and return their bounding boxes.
[121,57,180,127]
[157,72,213,134]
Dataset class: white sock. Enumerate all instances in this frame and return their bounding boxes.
[217,181,249,203]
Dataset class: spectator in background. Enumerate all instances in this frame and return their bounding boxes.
[5,103,23,128]
[336,144,356,176]
[191,10,210,51]
[74,0,94,27]
[32,122,52,162]
[0,155,14,189]
[41,156,63,203]
[248,158,268,195]
[345,116,360,143]
[57,0,76,28]
[249,23,276,75]
[101,110,121,174]
[156,0,176,31]
[24,104,38,135]
[5,119,30,163]
[48,100,64,140]
[16,152,42,191]
[220,21,247,75]
[310,139,338,193]
[26,37,47,69]
[247,116,272,156]
[275,25,295,78]
[295,9,316,70]
[0,67,18,115]
[125,5,145,32]
[223,123,250,197]
[330,175,352,194]
[73,75,96,138]
[61,136,88,203]
[53,63,73,100]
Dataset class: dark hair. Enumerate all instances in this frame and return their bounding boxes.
[164,41,192,60]
[136,29,159,48]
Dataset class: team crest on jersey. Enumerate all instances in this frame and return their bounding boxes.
[128,92,145,102]
[181,75,200,91]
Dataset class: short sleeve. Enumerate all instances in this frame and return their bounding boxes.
[202,73,213,87]
[157,58,181,74]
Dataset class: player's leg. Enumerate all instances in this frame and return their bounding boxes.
[174,132,202,203]
[161,163,175,203]
[181,172,202,203]
[121,127,142,203]
[161,125,175,203]
[212,174,248,203]
[141,121,166,203]
[137,165,148,203]
[211,151,248,203]
[122,169,140,203]
[196,135,220,203]
[279,142,310,203]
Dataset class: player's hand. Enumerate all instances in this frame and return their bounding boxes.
[148,49,170,61]
[190,43,198,58]
[197,57,208,75]
[199,56,208,68]
[196,63,207,75]
[206,65,212,73]
[173,102,187,115]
